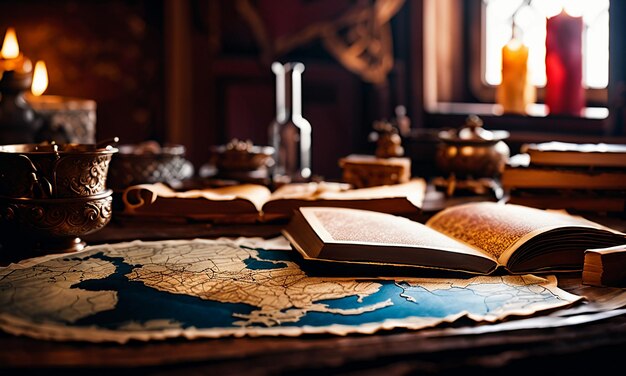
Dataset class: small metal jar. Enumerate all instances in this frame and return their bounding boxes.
[436,115,510,180]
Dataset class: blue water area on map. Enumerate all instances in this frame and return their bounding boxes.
[250,248,294,262]
[243,255,288,270]
[238,248,293,270]
[282,282,496,327]
[399,284,506,314]
[72,253,257,329]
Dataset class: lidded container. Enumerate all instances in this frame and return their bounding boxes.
[436,115,510,179]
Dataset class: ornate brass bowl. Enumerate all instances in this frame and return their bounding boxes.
[209,139,274,172]
[0,143,118,199]
[107,143,194,190]
[0,189,113,253]
[436,115,510,179]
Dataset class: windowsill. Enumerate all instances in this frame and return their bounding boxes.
[422,101,615,137]
[428,102,609,120]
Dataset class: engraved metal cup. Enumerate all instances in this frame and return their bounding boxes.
[0,143,117,199]
[0,143,117,255]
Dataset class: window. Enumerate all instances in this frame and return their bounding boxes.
[422,0,619,135]
[483,0,609,89]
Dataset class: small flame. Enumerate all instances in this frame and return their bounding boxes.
[31,61,48,96]
[506,38,522,51]
[1,27,20,59]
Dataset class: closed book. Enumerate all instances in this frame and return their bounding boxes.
[503,154,626,190]
[583,245,626,287]
[522,142,626,168]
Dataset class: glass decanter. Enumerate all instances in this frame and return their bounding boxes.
[268,62,311,183]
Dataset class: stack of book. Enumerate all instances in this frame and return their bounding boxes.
[502,142,626,213]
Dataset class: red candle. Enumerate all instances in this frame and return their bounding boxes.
[545,10,584,116]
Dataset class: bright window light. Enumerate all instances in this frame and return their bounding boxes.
[484,0,609,89]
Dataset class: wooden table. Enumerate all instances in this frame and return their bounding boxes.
[1,216,626,375]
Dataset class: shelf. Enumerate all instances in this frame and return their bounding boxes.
[429,102,609,120]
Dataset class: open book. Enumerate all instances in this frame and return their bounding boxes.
[283,202,626,274]
[122,179,425,223]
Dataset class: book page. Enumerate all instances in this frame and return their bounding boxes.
[304,207,492,261]
[268,182,352,201]
[268,179,425,206]
[317,179,425,205]
[426,202,599,263]
[123,183,272,212]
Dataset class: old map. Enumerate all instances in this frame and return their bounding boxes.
[0,238,580,342]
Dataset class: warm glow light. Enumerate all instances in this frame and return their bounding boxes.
[563,0,585,17]
[31,61,48,96]
[536,0,564,19]
[485,0,609,88]
[1,27,20,59]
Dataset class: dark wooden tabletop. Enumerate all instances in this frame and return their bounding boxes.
[1,214,626,375]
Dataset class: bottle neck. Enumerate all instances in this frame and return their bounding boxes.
[291,63,304,118]
[272,62,292,122]
[273,62,305,120]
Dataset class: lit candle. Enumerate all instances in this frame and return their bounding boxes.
[0,27,37,144]
[0,27,32,87]
[496,38,535,114]
[545,9,584,116]
[1,28,20,60]
[31,60,48,96]
[25,60,97,144]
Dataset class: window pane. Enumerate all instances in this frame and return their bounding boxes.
[484,0,609,89]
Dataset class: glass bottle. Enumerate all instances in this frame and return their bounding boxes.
[268,62,311,183]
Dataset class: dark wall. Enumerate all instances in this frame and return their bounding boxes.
[1,0,415,179]
[0,0,165,144]
[185,0,414,178]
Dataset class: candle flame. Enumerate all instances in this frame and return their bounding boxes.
[31,61,48,96]
[1,27,20,59]
[563,5,583,18]
[506,38,523,51]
